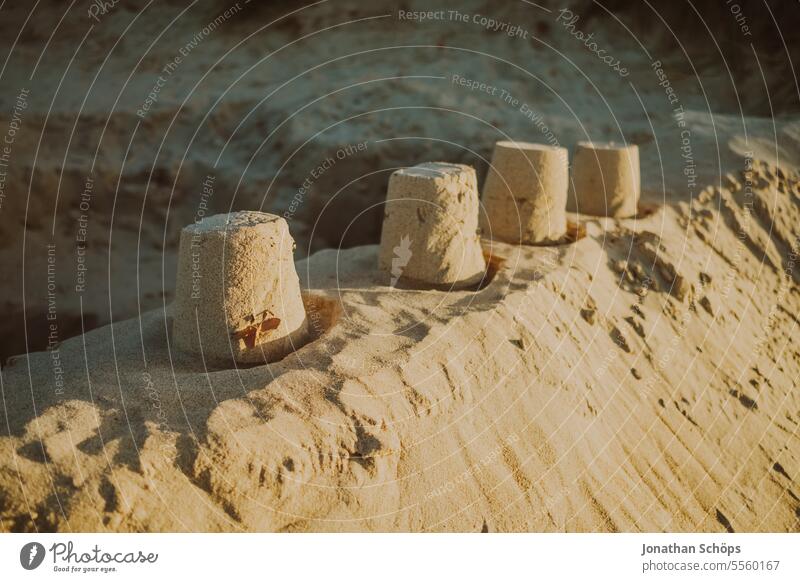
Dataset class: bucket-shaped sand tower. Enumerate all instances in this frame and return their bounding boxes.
[481,140,568,244]
[569,142,640,218]
[378,162,486,288]
[173,211,309,365]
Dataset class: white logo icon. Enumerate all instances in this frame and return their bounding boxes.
[390,235,412,287]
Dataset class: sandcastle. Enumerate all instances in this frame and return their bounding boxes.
[172,211,309,365]
[481,140,569,244]
[378,162,486,288]
[569,142,640,217]
[172,141,635,363]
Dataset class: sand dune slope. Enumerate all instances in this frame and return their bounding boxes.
[1,161,799,532]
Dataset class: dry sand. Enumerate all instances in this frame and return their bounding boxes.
[1,158,799,532]
[568,142,640,218]
[0,0,799,534]
[173,211,309,365]
[378,162,486,288]
[481,141,569,244]
[2,0,799,362]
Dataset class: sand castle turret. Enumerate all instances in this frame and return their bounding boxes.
[173,211,309,365]
[378,162,486,288]
[481,141,568,244]
[569,142,640,218]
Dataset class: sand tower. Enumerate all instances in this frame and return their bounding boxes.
[569,142,640,218]
[481,140,568,244]
[378,162,486,288]
[173,211,309,365]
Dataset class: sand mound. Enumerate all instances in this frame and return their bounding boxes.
[1,159,798,532]
[3,0,800,364]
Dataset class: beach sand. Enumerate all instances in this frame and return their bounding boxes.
[1,157,799,531]
[0,0,799,532]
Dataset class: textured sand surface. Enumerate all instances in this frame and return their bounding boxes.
[378,162,485,287]
[568,142,640,218]
[2,0,799,362]
[173,211,309,365]
[482,141,569,243]
[1,159,799,532]
[1,0,799,534]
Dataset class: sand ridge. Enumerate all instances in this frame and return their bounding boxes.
[1,160,798,532]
